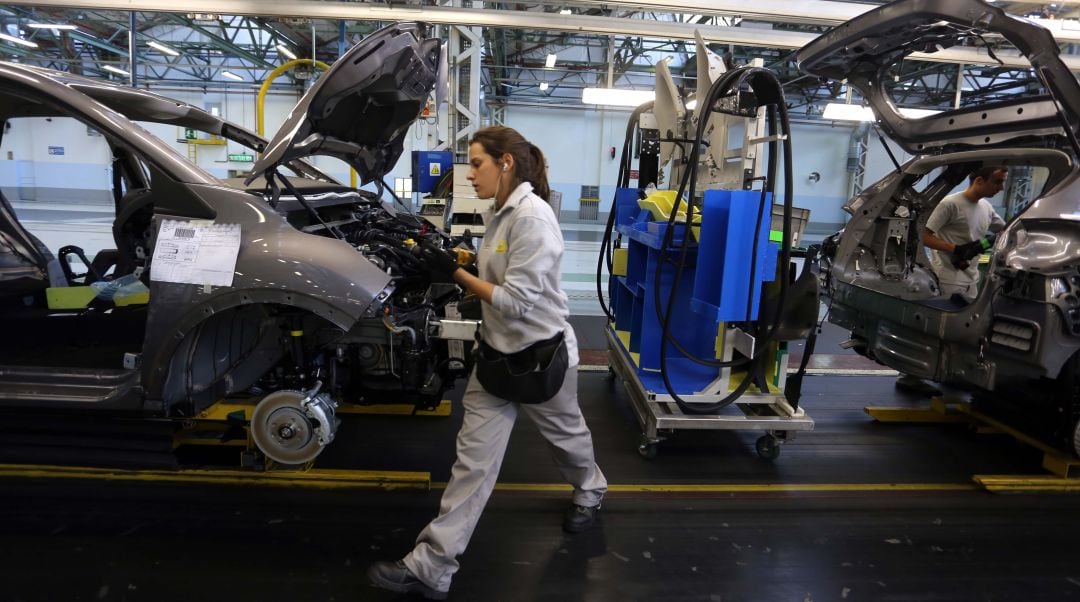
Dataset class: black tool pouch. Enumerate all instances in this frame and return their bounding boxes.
[475,331,569,404]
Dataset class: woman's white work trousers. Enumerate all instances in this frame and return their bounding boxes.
[402,366,607,592]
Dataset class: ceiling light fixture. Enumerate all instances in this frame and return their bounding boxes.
[0,32,38,48]
[148,40,180,56]
[898,107,944,119]
[539,82,549,91]
[559,8,572,14]
[27,23,77,30]
[822,103,873,121]
[222,70,244,81]
[276,43,298,60]
[823,102,942,122]
[103,65,130,76]
[545,53,557,69]
[582,87,654,107]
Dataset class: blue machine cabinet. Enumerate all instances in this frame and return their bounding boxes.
[606,187,814,458]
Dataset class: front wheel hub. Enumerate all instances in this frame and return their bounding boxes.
[250,390,339,466]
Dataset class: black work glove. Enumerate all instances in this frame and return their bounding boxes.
[950,235,996,268]
[418,240,459,279]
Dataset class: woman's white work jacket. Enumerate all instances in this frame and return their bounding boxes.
[476,181,579,367]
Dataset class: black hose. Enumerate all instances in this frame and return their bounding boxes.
[654,68,782,369]
[653,66,795,414]
[595,101,655,321]
[274,171,345,241]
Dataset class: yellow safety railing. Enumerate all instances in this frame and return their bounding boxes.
[256,59,360,188]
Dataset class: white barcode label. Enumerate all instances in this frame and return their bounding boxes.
[152,219,241,287]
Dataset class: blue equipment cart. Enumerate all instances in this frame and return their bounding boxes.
[606,187,814,459]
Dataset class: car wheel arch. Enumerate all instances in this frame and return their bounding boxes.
[142,289,360,411]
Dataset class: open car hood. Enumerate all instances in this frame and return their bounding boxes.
[796,0,1080,154]
[246,22,443,186]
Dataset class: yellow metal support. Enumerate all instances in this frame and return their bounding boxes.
[255,58,357,186]
[953,402,1080,479]
[864,406,971,423]
[866,396,1080,491]
[338,400,452,417]
[0,463,429,491]
[256,59,330,137]
[973,475,1080,493]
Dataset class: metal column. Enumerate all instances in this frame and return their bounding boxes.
[446,25,482,162]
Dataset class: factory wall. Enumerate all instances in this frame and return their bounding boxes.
[506,105,910,232]
[0,84,916,236]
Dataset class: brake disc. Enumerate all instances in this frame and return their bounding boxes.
[1073,417,1080,459]
[250,390,338,466]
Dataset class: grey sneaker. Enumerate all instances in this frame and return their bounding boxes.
[563,503,601,533]
[367,560,448,600]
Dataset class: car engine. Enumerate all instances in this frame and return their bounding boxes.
[261,186,477,411]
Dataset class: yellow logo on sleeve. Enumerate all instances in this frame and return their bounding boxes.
[495,240,508,253]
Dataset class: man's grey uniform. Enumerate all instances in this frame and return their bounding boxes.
[926,191,1005,301]
[403,182,608,593]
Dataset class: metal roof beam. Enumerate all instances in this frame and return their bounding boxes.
[164,13,276,69]
[5,0,1080,71]
[11,0,1080,45]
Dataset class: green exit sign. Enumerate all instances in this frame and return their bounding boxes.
[228,153,255,162]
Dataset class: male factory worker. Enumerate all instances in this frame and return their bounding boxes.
[896,165,1007,397]
[923,165,1007,302]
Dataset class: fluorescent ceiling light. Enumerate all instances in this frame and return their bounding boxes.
[822,103,874,121]
[276,43,297,60]
[582,87,654,107]
[222,70,244,81]
[545,53,557,69]
[539,82,549,91]
[148,41,180,56]
[103,65,130,76]
[898,107,943,119]
[823,102,943,122]
[27,23,77,30]
[0,33,38,48]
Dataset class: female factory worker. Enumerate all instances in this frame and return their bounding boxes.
[368,125,608,600]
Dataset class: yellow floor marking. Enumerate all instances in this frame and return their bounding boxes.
[432,482,976,493]
[0,463,981,494]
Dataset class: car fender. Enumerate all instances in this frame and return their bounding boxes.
[139,286,377,410]
[139,185,395,406]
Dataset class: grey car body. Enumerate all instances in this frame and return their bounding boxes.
[797,0,1080,454]
[0,23,462,462]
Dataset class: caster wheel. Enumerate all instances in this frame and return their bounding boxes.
[637,434,659,459]
[756,435,781,461]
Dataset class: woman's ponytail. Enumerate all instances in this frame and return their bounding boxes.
[526,143,551,202]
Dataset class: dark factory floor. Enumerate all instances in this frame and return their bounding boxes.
[1,319,1078,602]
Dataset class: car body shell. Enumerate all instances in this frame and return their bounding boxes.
[0,23,450,419]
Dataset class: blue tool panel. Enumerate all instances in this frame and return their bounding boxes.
[412,150,453,193]
[607,187,778,395]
